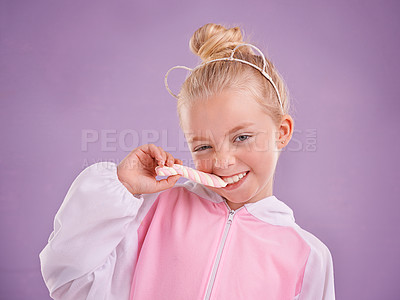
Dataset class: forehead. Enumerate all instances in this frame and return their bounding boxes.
[182,91,273,140]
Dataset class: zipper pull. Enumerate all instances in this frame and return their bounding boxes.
[227,210,235,224]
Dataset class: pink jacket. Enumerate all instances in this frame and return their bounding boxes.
[39,162,335,300]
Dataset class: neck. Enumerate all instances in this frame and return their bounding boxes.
[225,199,244,211]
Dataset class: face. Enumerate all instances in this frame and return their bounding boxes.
[181,90,282,210]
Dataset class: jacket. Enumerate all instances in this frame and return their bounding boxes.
[39,161,335,299]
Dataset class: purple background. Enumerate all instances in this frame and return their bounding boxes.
[1,0,399,299]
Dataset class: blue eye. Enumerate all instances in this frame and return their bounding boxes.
[194,135,251,152]
[194,145,211,152]
[235,135,251,142]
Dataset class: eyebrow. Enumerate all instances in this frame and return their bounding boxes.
[188,122,255,143]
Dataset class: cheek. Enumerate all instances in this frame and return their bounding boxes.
[244,145,276,170]
[251,132,275,152]
[193,155,214,171]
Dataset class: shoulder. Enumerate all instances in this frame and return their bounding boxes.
[292,227,336,299]
[292,224,333,264]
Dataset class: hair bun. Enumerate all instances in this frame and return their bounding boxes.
[189,23,253,62]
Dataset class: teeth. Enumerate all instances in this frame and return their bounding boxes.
[223,172,248,185]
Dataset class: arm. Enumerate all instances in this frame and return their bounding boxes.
[39,161,158,299]
[296,242,336,300]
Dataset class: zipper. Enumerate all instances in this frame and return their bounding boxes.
[203,199,244,300]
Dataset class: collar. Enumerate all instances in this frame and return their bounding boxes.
[244,195,296,226]
[178,180,296,226]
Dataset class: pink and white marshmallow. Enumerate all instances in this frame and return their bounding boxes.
[155,164,227,188]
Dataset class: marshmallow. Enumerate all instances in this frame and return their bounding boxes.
[155,164,227,188]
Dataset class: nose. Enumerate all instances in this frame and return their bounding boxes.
[213,149,235,169]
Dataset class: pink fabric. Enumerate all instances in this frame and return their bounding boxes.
[130,187,310,300]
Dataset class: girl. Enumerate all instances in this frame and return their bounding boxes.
[40,23,335,299]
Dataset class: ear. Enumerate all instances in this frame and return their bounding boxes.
[277,114,294,150]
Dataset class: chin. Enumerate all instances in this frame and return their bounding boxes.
[222,191,250,203]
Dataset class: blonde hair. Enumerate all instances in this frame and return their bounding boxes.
[177,23,292,131]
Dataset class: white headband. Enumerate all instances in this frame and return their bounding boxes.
[164,43,283,112]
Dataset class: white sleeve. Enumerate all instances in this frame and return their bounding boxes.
[296,235,336,300]
[39,161,160,300]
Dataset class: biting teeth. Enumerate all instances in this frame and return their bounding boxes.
[223,172,248,184]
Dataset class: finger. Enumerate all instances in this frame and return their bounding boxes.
[153,174,181,193]
[165,152,175,167]
[146,144,164,166]
[174,158,183,165]
[157,146,168,166]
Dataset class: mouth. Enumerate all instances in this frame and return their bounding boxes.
[219,171,249,188]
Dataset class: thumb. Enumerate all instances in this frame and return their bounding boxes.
[154,174,181,193]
